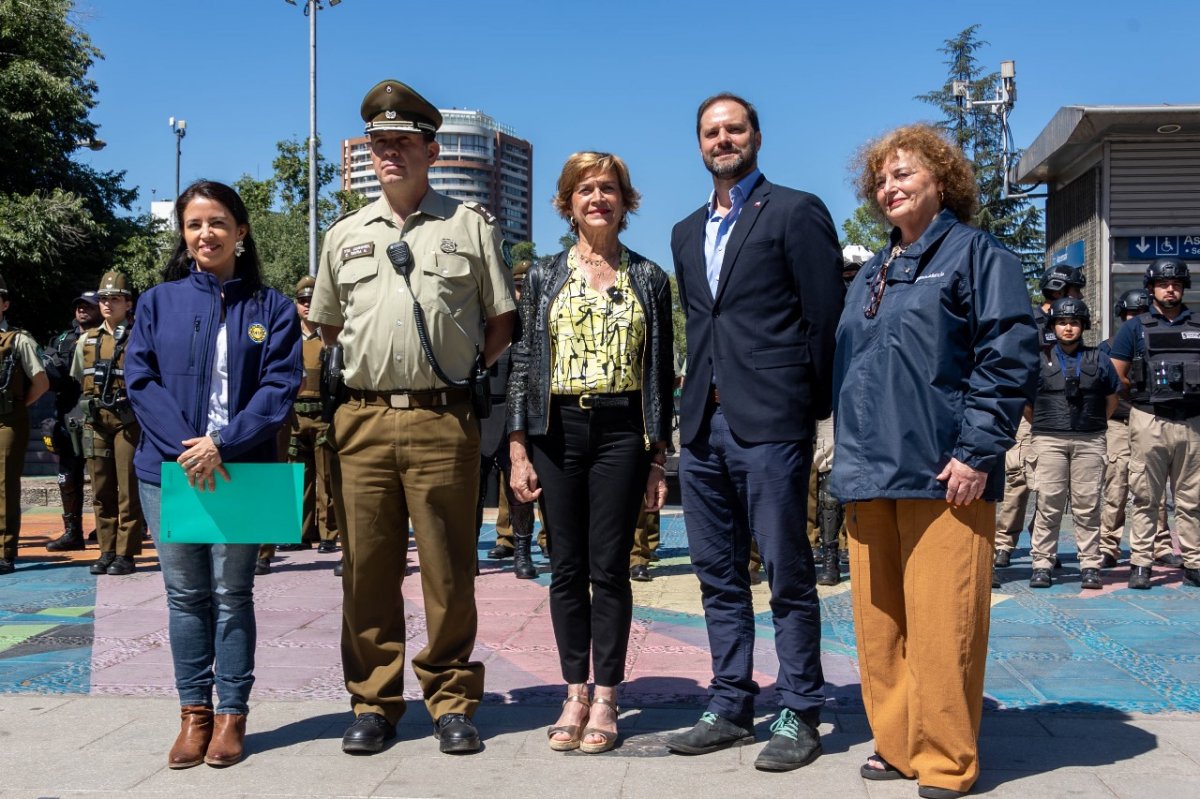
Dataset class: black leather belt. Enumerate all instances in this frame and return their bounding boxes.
[555,391,639,410]
[348,387,470,409]
[1134,403,1200,421]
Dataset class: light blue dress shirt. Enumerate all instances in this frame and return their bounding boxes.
[703,168,762,298]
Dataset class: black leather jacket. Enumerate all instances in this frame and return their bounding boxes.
[506,249,674,446]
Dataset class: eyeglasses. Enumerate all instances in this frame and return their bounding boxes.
[863,245,907,319]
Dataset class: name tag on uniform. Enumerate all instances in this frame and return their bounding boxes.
[342,243,374,261]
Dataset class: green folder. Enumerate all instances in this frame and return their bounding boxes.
[160,462,304,544]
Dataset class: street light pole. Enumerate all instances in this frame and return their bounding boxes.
[308,1,318,278]
[169,116,187,203]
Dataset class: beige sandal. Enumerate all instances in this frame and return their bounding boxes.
[547,694,590,751]
[579,695,620,754]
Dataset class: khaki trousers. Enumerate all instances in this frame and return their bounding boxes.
[1100,418,1172,559]
[87,409,144,557]
[291,412,339,543]
[332,397,484,723]
[1128,407,1200,569]
[847,499,994,794]
[995,417,1033,551]
[1029,432,1105,570]
[0,406,29,562]
[629,508,660,568]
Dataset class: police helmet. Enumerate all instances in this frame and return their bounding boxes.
[1049,297,1091,331]
[1113,288,1151,318]
[1040,264,1087,294]
[1143,257,1191,290]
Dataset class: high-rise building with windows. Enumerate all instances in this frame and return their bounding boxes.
[341,109,533,244]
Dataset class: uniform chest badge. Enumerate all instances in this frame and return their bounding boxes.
[440,239,458,254]
[248,323,267,344]
[342,242,374,261]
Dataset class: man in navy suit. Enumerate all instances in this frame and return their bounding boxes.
[665,93,844,772]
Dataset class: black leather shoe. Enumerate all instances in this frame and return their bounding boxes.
[1155,553,1184,568]
[487,544,514,560]
[748,569,763,586]
[342,712,395,754]
[89,552,116,575]
[1128,565,1152,590]
[1053,556,1063,570]
[334,558,344,577]
[918,786,965,799]
[1100,552,1119,569]
[317,540,339,554]
[993,549,1011,568]
[107,555,136,575]
[1183,568,1200,587]
[991,568,1001,589]
[753,708,821,771]
[630,564,653,582]
[1029,568,1052,588]
[277,543,311,552]
[434,713,480,753]
[255,557,271,576]
[0,559,14,575]
[46,531,86,552]
[1080,568,1102,590]
[666,712,753,755]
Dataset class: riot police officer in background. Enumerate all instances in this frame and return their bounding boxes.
[44,291,102,552]
[994,264,1086,573]
[1026,299,1119,589]
[72,272,144,576]
[1099,289,1177,568]
[1109,258,1200,589]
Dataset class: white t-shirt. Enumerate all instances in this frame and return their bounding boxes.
[205,323,230,436]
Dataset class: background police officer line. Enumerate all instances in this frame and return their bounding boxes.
[1109,258,1200,589]
[1099,289,1176,568]
[309,79,515,756]
[1025,298,1120,590]
[0,275,50,575]
[43,290,102,552]
[994,264,1085,571]
[71,271,144,576]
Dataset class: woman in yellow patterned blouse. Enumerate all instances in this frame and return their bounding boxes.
[508,152,674,754]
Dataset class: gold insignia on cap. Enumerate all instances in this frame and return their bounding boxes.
[248,323,267,343]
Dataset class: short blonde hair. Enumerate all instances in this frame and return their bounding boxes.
[552,151,641,232]
[851,123,978,223]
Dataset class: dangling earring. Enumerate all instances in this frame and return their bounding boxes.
[235,239,246,257]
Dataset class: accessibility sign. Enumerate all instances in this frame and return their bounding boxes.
[1120,235,1200,260]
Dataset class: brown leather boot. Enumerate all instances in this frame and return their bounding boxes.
[168,705,214,769]
[204,713,247,767]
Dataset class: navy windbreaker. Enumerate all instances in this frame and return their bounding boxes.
[829,210,1038,503]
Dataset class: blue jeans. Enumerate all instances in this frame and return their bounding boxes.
[140,482,259,714]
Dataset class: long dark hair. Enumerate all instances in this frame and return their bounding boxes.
[163,180,264,291]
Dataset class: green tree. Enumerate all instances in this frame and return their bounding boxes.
[0,0,139,339]
[510,240,537,264]
[558,232,578,251]
[235,136,362,294]
[841,203,888,251]
[916,24,1044,281]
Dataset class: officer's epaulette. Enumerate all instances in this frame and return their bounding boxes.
[464,201,498,226]
[328,207,359,230]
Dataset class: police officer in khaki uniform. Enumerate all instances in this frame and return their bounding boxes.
[309,79,516,755]
[1110,258,1200,589]
[280,277,340,555]
[71,272,144,576]
[0,275,50,574]
[1099,289,1176,567]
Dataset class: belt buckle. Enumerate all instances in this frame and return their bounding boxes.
[578,393,594,409]
[388,393,413,410]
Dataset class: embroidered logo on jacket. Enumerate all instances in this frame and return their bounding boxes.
[248,323,267,343]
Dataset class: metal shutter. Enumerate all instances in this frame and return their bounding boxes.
[1110,141,1200,226]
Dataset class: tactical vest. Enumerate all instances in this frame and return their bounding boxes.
[1129,312,1200,412]
[1031,348,1109,434]
[0,328,31,415]
[80,323,131,413]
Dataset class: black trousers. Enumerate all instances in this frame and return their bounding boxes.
[530,398,649,686]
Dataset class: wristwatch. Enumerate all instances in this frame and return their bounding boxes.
[208,430,223,449]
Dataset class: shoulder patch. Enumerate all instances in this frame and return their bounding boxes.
[464,201,497,226]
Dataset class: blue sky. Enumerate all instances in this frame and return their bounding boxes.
[76,0,1199,268]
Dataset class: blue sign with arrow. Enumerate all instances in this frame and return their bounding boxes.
[1121,235,1200,260]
